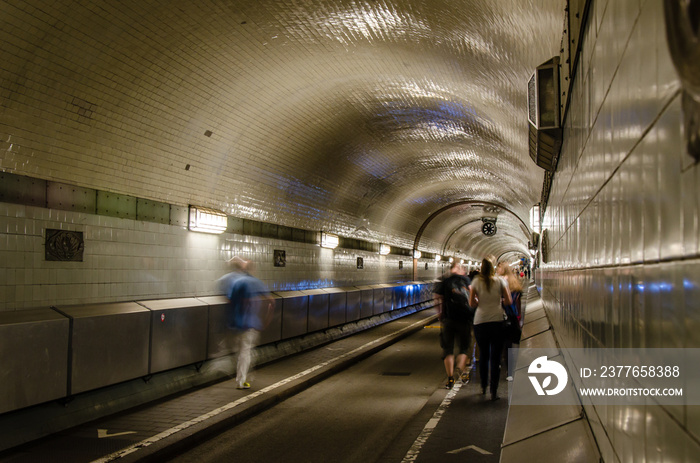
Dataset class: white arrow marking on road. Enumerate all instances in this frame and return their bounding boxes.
[98,429,137,439]
[448,444,493,455]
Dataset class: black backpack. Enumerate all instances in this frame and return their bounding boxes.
[443,275,473,322]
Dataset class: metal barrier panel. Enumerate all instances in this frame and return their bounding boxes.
[344,288,361,322]
[379,284,396,312]
[426,281,438,302]
[413,281,435,304]
[370,285,386,315]
[0,308,70,414]
[59,302,150,395]
[198,295,232,359]
[302,289,329,333]
[356,286,374,318]
[275,291,309,339]
[322,287,347,326]
[394,284,409,309]
[259,294,283,345]
[139,298,208,374]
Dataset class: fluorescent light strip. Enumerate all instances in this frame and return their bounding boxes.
[321,232,339,249]
[189,206,227,234]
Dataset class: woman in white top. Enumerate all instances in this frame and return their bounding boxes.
[468,257,512,400]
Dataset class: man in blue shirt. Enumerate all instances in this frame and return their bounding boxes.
[218,257,273,389]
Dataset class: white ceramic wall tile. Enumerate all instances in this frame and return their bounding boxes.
[1,198,436,310]
[540,0,698,459]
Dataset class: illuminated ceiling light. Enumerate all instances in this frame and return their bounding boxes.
[434,255,441,261]
[413,249,422,259]
[459,259,464,264]
[188,206,227,234]
[530,204,541,232]
[321,232,339,249]
[379,243,391,255]
[449,257,454,263]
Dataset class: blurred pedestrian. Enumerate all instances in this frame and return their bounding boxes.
[434,261,474,389]
[218,257,273,390]
[496,261,524,381]
[469,257,512,401]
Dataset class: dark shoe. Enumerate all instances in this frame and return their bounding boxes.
[491,391,500,401]
[446,378,455,389]
[481,386,487,395]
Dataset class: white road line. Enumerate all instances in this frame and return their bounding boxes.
[91,316,430,462]
[400,380,462,462]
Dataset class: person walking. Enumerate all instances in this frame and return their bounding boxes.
[469,257,512,401]
[434,261,474,389]
[218,257,273,390]
[497,261,524,381]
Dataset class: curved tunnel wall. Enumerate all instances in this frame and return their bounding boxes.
[537,0,700,460]
[0,194,444,311]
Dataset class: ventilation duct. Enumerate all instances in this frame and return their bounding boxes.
[528,57,562,172]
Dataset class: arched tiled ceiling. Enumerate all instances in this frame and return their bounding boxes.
[0,0,565,259]
[420,202,531,262]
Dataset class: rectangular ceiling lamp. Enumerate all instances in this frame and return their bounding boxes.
[321,232,339,249]
[379,244,391,255]
[530,205,540,232]
[188,206,227,234]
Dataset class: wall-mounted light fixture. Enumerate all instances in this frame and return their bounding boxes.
[321,232,339,249]
[413,249,422,259]
[188,206,227,234]
[530,204,541,233]
[434,255,441,261]
[449,257,454,263]
[379,243,391,255]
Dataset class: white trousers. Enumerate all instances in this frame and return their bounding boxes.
[236,329,260,386]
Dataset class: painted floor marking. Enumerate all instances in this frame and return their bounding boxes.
[448,444,493,455]
[400,380,462,462]
[97,429,137,439]
[91,316,431,462]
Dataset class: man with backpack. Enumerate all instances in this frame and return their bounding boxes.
[434,261,474,389]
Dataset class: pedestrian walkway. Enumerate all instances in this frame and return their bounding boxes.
[388,284,539,463]
[500,282,601,462]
